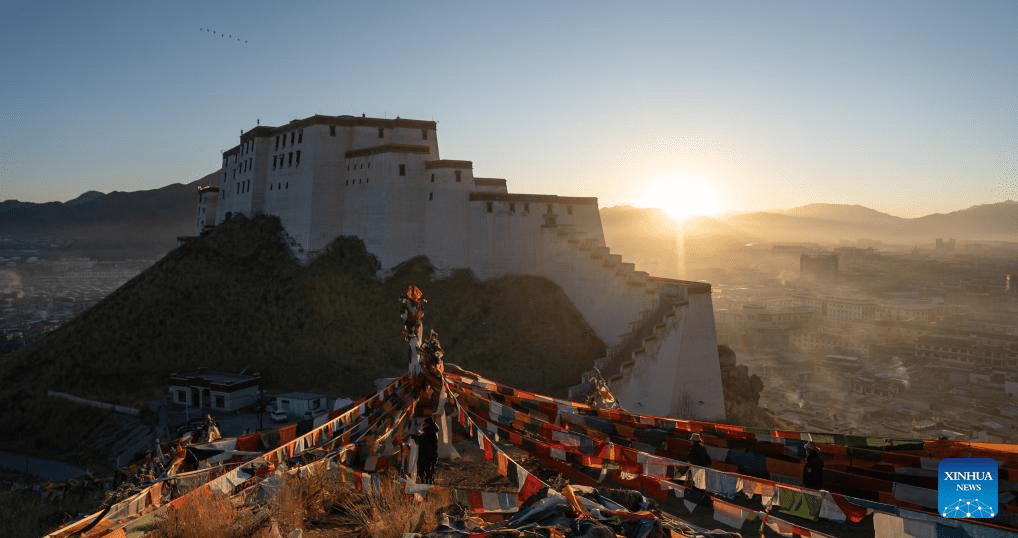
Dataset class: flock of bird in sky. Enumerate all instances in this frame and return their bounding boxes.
[200,27,247,44]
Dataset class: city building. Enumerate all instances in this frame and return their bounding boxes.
[936,238,956,253]
[800,253,838,283]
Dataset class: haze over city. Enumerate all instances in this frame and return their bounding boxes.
[3,1,1017,220]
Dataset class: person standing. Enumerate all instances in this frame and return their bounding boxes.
[802,441,824,490]
[412,417,439,484]
[687,433,712,467]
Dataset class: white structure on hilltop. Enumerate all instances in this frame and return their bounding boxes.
[195,114,726,420]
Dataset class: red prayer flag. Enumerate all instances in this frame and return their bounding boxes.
[832,493,869,523]
[517,473,544,502]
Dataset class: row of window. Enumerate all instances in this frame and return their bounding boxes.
[347,161,371,171]
[484,202,574,215]
[269,182,290,191]
[276,129,303,150]
[273,151,301,170]
[174,389,227,408]
[228,157,253,179]
[236,179,251,194]
[328,126,429,140]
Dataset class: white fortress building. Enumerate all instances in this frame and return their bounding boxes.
[195,114,726,420]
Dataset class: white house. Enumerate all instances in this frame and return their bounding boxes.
[169,371,260,412]
[275,392,329,418]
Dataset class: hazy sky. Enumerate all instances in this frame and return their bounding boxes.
[2,1,1016,219]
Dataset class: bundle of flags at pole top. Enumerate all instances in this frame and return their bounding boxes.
[43,286,1018,538]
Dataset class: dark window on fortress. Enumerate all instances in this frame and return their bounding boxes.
[378,127,384,138]
[455,170,462,182]
[524,203,529,212]
[290,132,295,145]
[298,129,303,143]
[270,184,273,190]
[547,204,553,213]
[430,174,435,183]
[296,151,301,166]
[486,202,492,213]
[399,164,406,176]
[567,206,573,215]
[285,182,288,189]
[176,390,186,403]
[429,192,433,200]
[215,395,225,408]
[273,156,277,170]
[275,136,280,150]
[422,129,428,140]
[330,125,336,136]
[509,203,515,213]
[289,152,293,166]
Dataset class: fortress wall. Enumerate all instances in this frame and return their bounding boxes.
[216,151,245,220]
[264,133,315,253]
[308,124,349,253]
[566,203,606,245]
[464,199,550,279]
[248,136,271,216]
[381,151,432,267]
[535,230,654,345]
[610,291,726,419]
[610,309,685,416]
[425,166,475,270]
[349,125,438,153]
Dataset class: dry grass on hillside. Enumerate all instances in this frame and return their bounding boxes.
[151,471,448,538]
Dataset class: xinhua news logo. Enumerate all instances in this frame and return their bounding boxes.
[938,458,997,519]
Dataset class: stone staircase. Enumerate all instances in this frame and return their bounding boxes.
[568,289,687,401]
[278,228,316,264]
[544,228,691,402]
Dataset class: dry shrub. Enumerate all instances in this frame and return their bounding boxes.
[270,469,354,533]
[151,492,259,538]
[339,481,445,538]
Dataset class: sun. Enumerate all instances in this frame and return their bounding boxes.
[632,175,727,221]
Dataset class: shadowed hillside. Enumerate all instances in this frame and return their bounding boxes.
[0,215,605,458]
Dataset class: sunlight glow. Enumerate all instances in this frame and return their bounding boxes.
[632,174,727,221]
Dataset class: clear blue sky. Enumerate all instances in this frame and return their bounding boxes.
[2,1,1016,218]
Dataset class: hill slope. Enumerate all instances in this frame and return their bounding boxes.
[0,215,605,456]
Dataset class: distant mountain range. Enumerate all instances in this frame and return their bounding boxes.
[0,173,216,258]
[600,202,1018,279]
[721,201,1018,244]
[604,201,1018,250]
[3,179,1016,260]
